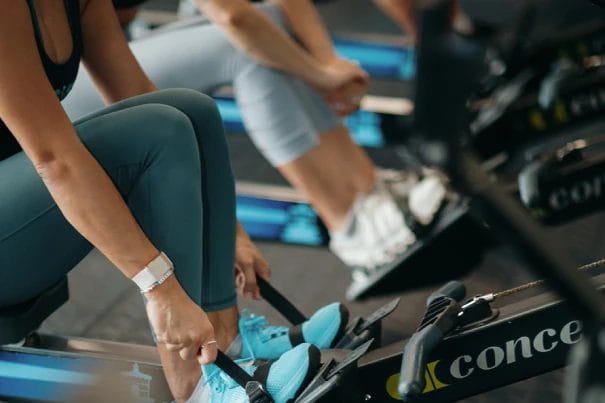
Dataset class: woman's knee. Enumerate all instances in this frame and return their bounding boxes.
[143,104,199,152]
[80,103,201,175]
[152,89,227,140]
[153,89,222,123]
[147,89,233,163]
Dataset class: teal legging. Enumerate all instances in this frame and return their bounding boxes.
[0,89,236,311]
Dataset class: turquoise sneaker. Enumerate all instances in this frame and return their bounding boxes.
[203,343,321,403]
[239,302,349,360]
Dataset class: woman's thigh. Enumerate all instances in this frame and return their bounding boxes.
[1,90,236,310]
[233,64,341,166]
[0,103,200,307]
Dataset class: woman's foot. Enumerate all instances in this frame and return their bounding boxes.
[379,168,448,227]
[189,343,321,403]
[329,186,415,270]
[227,302,349,360]
[329,168,448,275]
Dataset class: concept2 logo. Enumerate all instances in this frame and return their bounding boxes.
[385,360,449,400]
[547,171,605,212]
[384,320,582,400]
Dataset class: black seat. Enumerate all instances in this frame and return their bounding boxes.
[0,277,69,345]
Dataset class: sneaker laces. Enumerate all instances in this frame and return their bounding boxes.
[330,189,415,271]
[240,311,289,359]
[353,191,414,269]
[204,360,256,394]
[379,168,450,227]
[363,189,415,251]
[378,169,420,202]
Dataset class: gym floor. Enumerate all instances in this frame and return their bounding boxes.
[43,0,605,401]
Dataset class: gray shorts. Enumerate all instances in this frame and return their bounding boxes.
[62,3,341,166]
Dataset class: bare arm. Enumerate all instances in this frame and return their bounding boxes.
[80,0,156,103]
[274,0,337,64]
[198,0,356,91]
[0,1,158,277]
[272,0,369,116]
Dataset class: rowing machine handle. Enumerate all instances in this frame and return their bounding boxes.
[257,277,308,325]
[398,325,443,400]
[399,281,465,401]
[427,280,466,305]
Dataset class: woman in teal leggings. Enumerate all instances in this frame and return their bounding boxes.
[0,1,346,402]
[2,89,238,311]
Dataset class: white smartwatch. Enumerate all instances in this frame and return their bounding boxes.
[132,252,174,293]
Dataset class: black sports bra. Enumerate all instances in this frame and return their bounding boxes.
[112,0,266,9]
[0,0,82,161]
[113,0,148,9]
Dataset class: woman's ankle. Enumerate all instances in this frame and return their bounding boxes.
[329,175,378,234]
[206,306,240,351]
[329,168,376,231]
[172,373,202,403]
[357,166,377,196]
[157,345,203,403]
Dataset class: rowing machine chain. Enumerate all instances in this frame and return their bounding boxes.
[475,258,605,302]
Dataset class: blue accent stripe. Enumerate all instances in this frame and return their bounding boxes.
[1,378,67,401]
[237,203,289,225]
[333,38,416,80]
[0,361,96,384]
[236,196,325,246]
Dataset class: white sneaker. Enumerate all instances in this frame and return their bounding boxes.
[330,168,449,276]
[409,175,448,226]
[379,168,449,227]
[329,187,416,271]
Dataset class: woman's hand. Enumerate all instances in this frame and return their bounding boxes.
[145,276,217,365]
[318,57,369,116]
[315,57,370,94]
[323,79,368,116]
[235,223,272,299]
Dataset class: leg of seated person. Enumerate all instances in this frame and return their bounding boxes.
[232,62,377,229]
[75,89,238,400]
[229,12,415,266]
[1,90,237,401]
[279,125,376,229]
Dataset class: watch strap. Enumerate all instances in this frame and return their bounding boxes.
[132,252,174,293]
